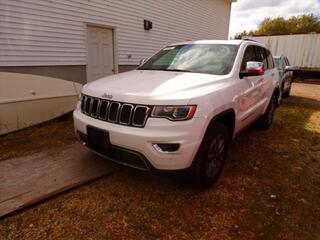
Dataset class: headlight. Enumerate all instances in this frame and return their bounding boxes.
[151,105,196,121]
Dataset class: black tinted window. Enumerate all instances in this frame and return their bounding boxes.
[241,45,256,71]
[266,50,274,69]
[255,46,268,70]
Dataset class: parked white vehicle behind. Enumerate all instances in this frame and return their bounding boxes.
[73,40,280,187]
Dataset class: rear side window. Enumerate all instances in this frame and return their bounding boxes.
[241,45,274,71]
[241,45,256,71]
[266,50,274,69]
[255,46,268,70]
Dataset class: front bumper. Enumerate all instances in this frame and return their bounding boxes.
[73,109,205,170]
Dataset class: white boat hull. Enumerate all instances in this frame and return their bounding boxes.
[0,72,82,135]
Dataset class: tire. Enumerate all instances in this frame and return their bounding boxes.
[190,122,229,188]
[282,83,291,98]
[278,83,284,105]
[257,94,276,130]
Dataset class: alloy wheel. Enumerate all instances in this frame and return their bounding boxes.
[206,134,226,178]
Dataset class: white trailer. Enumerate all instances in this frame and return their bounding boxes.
[251,33,320,71]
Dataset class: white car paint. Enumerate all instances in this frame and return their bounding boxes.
[74,40,279,170]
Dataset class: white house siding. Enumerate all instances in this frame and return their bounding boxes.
[0,0,231,67]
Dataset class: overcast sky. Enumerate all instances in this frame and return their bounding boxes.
[229,0,320,38]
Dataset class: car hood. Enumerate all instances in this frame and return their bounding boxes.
[83,70,229,105]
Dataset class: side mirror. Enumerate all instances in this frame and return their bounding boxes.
[285,66,294,72]
[139,58,147,66]
[240,61,264,78]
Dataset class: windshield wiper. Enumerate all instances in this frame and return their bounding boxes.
[138,68,192,72]
[162,69,191,72]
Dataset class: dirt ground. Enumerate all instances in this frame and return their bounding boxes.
[0,114,76,161]
[0,83,319,240]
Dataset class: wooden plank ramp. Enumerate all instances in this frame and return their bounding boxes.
[0,143,121,218]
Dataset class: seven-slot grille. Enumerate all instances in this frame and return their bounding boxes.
[81,95,150,127]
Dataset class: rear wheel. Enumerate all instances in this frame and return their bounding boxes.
[282,83,292,98]
[190,122,229,188]
[257,94,276,130]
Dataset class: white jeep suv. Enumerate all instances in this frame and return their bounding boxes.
[73,40,280,187]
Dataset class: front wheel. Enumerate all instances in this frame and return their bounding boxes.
[257,94,276,130]
[190,122,229,188]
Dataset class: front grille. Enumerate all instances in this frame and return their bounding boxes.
[81,95,151,127]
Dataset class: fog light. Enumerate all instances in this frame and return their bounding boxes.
[153,143,180,153]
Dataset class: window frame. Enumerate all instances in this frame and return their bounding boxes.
[266,49,275,69]
[255,46,268,70]
[240,45,257,72]
[240,44,273,72]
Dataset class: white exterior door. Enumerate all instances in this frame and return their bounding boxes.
[87,26,114,82]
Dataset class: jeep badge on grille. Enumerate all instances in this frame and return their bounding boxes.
[102,93,113,99]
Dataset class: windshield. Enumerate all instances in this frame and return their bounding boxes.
[138,44,239,75]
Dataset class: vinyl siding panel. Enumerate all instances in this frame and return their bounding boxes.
[0,0,231,66]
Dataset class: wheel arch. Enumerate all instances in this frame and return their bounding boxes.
[190,109,235,183]
[206,109,236,142]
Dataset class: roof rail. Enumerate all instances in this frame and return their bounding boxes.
[241,38,258,42]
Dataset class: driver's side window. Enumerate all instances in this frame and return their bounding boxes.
[241,45,256,71]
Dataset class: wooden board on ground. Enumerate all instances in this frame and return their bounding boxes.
[0,143,121,217]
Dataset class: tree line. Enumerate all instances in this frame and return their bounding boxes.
[234,14,320,39]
